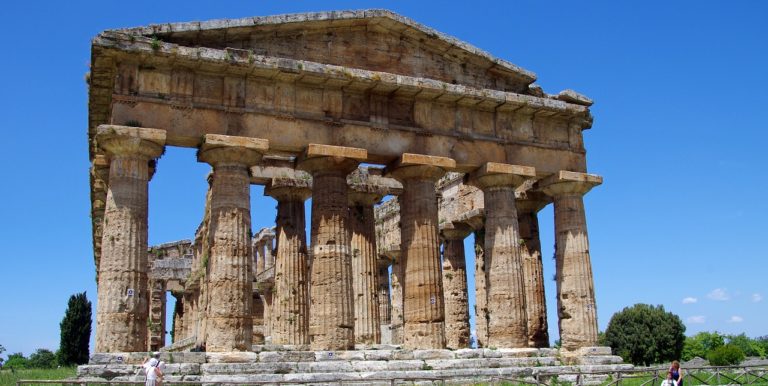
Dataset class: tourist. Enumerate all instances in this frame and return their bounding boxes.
[156,361,166,386]
[143,353,162,386]
[668,360,684,386]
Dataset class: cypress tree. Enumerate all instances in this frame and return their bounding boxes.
[59,292,92,365]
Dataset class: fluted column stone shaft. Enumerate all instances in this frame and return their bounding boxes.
[517,198,550,348]
[255,241,265,275]
[474,229,488,348]
[377,260,392,325]
[95,125,165,352]
[389,158,452,349]
[389,253,404,344]
[265,236,275,270]
[441,225,472,349]
[299,146,365,350]
[541,171,601,350]
[267,184,311,345]
[350,194,382,344]
[198,134,267,351]
[483,186,528,347]
[470,163,535,348]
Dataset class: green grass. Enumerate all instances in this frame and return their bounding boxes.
[0,367,76,386]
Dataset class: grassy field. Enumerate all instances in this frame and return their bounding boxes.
[0,368,76,386]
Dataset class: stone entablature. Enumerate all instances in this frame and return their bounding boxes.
[88,10,605,358]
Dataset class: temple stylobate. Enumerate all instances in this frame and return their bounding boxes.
[88,9,605,360]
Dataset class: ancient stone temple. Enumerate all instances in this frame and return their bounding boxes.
[85,9,623,384]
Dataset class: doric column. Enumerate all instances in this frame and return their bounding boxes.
[254,240,265,275]
[297,144,366,350]
[474,228,488,348]
[147,279,166,350]
[265,179,311,345]
[440,222,472,349]
[516,190,550,348]
[94,125,165,352]
[198,134,267,351]
[172,293,184,343]
[348,190,382,345]
[264,235,275,270]
[469,162,536,348]
[377,259,392,332]
[389,252,404,344]
[540,171,602,350]
[388,153,455,349]
[260,292,273,341]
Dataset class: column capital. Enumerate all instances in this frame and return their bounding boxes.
[197,134,268,166]
[297,144,367,175]
[348,167,403,206]
[539,171,602,197]
[265,178,312,202]
[440,221,472,241]
[96,124,166,159]
[468,162,535,190]
[515,181,550,213]
[385,153,455,182]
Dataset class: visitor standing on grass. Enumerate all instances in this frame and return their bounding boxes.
[668,360,684,386]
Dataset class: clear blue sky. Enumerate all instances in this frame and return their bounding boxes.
[1,1,766,357]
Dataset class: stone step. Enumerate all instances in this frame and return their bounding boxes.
[207,348,558,363]
[199,364,635,385]
[202,356,560,374]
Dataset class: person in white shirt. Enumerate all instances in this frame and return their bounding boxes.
[142,353,162,386]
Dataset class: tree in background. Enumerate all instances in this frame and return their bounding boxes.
[708,344,746,366]
[28,349,57,368]
[0,344,5,367]
[682,331,725,361]
[604,304,686,366]
[58,292,92,366]
[4,353,29,369]
[727,333,766,358]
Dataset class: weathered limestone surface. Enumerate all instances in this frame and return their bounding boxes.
[516,188,550,348]
[87,10,607,357]
[474,228,488,348]
[376,259,392,343]
[266,180,312,345]
[388,153,455,349]
[198,134,267,351]
[298,144,367,350]
[540,171,602,351]
[440,223,472,349]
[95,125,165,352]
[349,191,381,345]
[470,163,536,348]
[348,168,400,345]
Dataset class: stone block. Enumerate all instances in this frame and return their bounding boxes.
[162,363,200,375]
[306,360,355,372]
[413,349,454,360]
[362,349,394,361]
[205,352,259,363]
[386,359,425,371]
[258,350,315,362]
[351,360,390,372]
[574,346,613,356]
[77,364,139,379]
[454,348,481,359]
[481,348,503,358]
[391,349,415,360]
[314,350,366,361]
[202,374,283,383]
[576,355,624,365]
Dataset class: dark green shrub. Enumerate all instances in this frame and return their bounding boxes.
[604,304,685,366]
[708,344,745,366]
